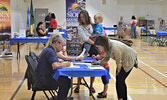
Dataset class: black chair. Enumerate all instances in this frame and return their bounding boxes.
[25,55,57,100]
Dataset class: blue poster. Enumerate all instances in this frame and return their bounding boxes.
[66,0,86,56]
[66,0,86,26]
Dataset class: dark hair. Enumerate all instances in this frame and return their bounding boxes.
[51,13,56,19]
[131,15,136,20]
[78,10,91,25]
[36,22,43,31]
[94,36,110,52]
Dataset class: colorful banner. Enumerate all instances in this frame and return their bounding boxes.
[66,0,86,26]
[66,0,86,56]
[0,0,11,40]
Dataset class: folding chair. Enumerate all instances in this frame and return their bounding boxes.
[25,55,57,100]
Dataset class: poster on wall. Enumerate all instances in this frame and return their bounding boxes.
[66,0,86,55]
[0,0,11,41]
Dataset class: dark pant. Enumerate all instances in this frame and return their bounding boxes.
[44,76,71,100]
[116,67,132,100]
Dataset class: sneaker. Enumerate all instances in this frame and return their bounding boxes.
[97,93,107,98]
[98,91,103,95]
[91,87,96,93]
[74,87,80,93]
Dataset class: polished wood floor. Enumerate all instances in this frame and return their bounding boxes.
[0,38,167,100]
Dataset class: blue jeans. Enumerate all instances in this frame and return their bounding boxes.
[131,25,137,38]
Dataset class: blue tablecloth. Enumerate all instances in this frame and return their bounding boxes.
[10,37,49,45]
[53,57,111,82]
[105,27,117,30]
[156,31,167,37]
[47,29,66,38]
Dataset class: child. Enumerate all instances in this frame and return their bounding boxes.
[84,13,104,55]
[92,50,109,98]
[90,13,104,39]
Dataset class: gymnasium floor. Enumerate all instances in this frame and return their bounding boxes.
[0,38,167,100]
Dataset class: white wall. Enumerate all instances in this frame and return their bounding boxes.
[11,0,167,33]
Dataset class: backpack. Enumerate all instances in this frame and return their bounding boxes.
[111,38,133,47]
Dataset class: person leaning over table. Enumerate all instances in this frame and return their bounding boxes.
[36,22,48,37]
[36,35,71,100]
[93,36,138,100]
[46,33,84,61]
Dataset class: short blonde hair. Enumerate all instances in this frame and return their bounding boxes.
[94,13,103,23]
[45,33,62,47]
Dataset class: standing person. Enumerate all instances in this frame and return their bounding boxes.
[36,35,71,100]
[45,12,51,28]
[84,13,104,55]
[117,16,126,39]
[74,10,97,93]
[118,16,124,25]
[36,22,48,37]
[94,36,138,100]
[49,13,58,32]
[130,15,137,39]
[92,51,109,98]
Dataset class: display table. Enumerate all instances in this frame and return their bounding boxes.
[53,57,111,100]
[10,37,49,58]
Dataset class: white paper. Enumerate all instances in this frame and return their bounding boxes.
[89,66,105,70]
[78,48,86,57]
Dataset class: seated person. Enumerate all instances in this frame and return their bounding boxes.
[36,35,71,100]
[36,22,48,37]
[46,33,84,61]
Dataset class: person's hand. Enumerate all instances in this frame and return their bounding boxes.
[76,56,84,61]
[91,61,99,65]
[92,55,96,59]
[46,28,49,31]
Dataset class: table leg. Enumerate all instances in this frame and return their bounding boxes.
[82,78,96,100]
[17,42,20,59]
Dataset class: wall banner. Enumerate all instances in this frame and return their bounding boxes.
[66,0,86,55]
[0,0,11,41]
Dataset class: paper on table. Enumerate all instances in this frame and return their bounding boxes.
[78,48,86,57]
[67,62,80,68]
[89,67,105,70]
[89,65,105,70]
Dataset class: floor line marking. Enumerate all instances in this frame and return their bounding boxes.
[109,72,132,100]
[138,59,167,78]
[138,67,167,88]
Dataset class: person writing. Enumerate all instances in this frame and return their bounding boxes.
[93,36,138,100]
[36,22,48,37]
[46,33,84,61]
[36,35,71,100]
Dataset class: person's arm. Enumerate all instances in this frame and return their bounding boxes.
[57,51,84,61]
[78,26,94,45]
[92,54,102,60]
[45,20,50,24]
[113,50,122,75]
[52,62,71,69]
[86,38,94,45]
[90,33,99,38]
[38,28,48,35]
